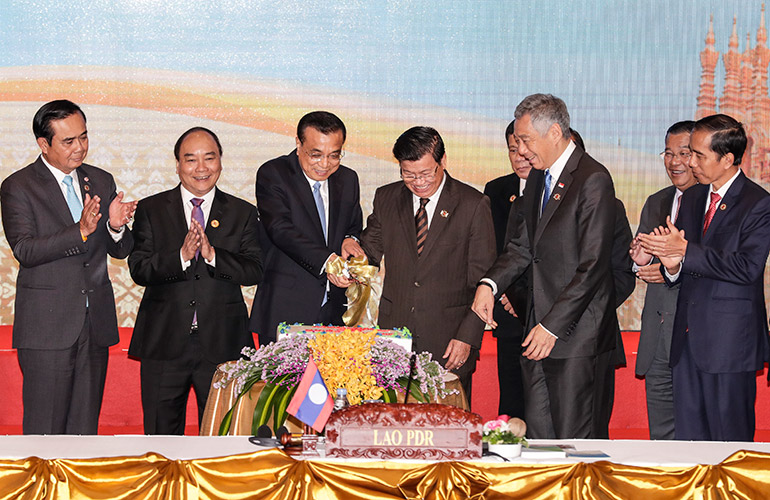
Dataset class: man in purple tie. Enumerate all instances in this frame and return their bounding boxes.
[128,127,263,434]
[639,114,770,441]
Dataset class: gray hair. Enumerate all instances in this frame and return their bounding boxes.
[514,94,571,140]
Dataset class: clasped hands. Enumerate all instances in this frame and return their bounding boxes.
[181,219,214,262]
[79,191,137,239]
[327,237,366,288]
[631,216,688,275]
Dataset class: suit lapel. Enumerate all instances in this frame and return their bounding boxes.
[703,172,744,244]
[327,170,343,244]
[206,187,227,247]
[397,184,419,259]
[169,185,191,246]
[659,186,676,226]
[75,165,93,207]
[420,174,459,258]
[287,150,326,243]
[32,157,74,226]
[534,149,580,245]
[688,185,709,244]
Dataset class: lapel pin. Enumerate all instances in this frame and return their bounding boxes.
[558,182,564,188]
[83,177,89,182]
[211,219,220,228]
[719,204,726,211]
[83,185,90,191]
[554,194,561,201]
[440,210,449,218]
[509,195,517,202]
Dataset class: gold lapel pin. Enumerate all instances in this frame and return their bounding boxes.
[509,195,517,202]
[719,204,727,211]
[440,210,449,218]
[211,219,220,228]
[83,185,90,191]
[83,177,89,182]
[554,194,561,201]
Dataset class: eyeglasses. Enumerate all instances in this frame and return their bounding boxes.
[660,150,692,162]
[401,164,440,183]
[302,149,344,166]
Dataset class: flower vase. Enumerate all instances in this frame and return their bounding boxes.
[488,443,522,459]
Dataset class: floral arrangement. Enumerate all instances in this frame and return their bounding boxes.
[482,415,527,445]
[216,327,455,435]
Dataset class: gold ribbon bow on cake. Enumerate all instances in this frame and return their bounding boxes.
[327,255,381,327]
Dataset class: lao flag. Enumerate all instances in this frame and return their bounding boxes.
[287,356,334,432]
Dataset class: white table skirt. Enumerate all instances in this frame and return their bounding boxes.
[2,435,769,466]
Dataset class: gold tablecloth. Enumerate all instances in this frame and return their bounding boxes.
[3,448,770,499]
[200,365,469,436]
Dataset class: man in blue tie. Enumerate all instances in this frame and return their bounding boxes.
[472,94,618,439]
[0,100,136,434]
[249,111,364,345]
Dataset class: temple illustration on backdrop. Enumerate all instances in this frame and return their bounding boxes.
[697,6,770,183]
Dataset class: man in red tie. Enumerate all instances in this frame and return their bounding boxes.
[639,114,770,441]
[629,120,697,440]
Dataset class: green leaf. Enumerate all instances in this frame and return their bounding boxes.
[396,377,427,403]
[273,384,298,435]
[252,374,294,435]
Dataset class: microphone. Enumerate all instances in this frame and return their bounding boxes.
[404,352,417,404]
[276,425,290,441]
[257,424,272,438]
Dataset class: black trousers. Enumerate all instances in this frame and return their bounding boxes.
[140,333,219,435]
[17,312,108,435]
[521,350,614,439]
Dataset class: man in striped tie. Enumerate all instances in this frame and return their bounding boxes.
[638,114,770,441]
[360,126,496,400]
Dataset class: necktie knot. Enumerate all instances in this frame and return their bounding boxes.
[62,175,74,187]
[313,181,321,193]
[419,198,429,208]
[710,192,721,204]
[191,197,204,208]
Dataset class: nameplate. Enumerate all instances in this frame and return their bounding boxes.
[325,403,482,460]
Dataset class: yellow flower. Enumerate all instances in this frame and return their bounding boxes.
[308,328,382,405]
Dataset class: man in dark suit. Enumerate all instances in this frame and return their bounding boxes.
[0,100,136,434]
[472,94,618,439]
[639,114,770,441]
[630,120,696,440]
[483,119,530,419]
[129,127,262,434]
[249,111,363,345]
[360,126,496,400]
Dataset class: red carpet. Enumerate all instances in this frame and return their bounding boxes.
[2,326,769,439]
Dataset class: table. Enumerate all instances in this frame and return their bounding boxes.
[200,367,469,436]
[2,436,770,499]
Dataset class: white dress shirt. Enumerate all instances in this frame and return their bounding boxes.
[179,185,217,269]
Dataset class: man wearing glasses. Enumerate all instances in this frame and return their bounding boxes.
[249,111,364,345]
[629,120,696,440]
[360,126,496,400]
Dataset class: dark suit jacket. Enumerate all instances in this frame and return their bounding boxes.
[484,173,527,338]
[667,173,770,373]
[360,173,496,375]
[485,147,618,358]
[635,185,680,376]
[1,157,133,349]
[128,186,262,364]
[249,150,362,343]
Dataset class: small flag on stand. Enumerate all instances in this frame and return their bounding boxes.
[287,356,334,432]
